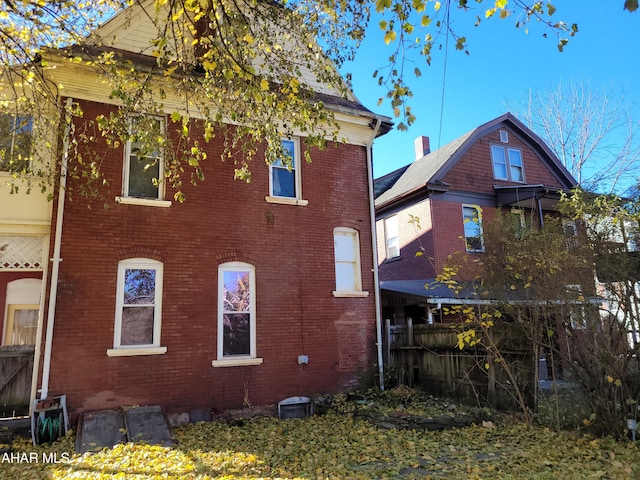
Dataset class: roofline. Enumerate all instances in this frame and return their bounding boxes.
[430,113,578,188]
[45,45,393,135]
[374,112,578,210]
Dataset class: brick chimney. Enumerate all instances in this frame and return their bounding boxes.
[414,136,430,160]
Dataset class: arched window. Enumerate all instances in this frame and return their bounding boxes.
[213,262,262,367]
[108,258,166,356]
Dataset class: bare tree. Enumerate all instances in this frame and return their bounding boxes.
[511,81,640,194]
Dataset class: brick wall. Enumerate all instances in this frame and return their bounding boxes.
[43,99,378,419]
[378,200,436,281]
[442,128,566,194]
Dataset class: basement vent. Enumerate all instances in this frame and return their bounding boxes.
[278,396,313,419]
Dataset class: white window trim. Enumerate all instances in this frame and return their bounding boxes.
[109,257,165,356]
[266,137,308,205]
[122,115,166,201]
[462,205,484,253]
[333,227,368,297]
[214,261,262,366]
[107,346,167,357]
[332,291,370,298]
[115,196,172,208]
[511,209,525,229]
[384,215,400,259]
[491,144,525,182]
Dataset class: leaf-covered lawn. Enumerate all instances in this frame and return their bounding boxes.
[1,411,639,479]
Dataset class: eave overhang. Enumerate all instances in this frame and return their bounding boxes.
[49,45,392,137]
[375,180,450,214]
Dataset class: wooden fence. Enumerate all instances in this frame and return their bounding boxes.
[0,345,34,417]
[385,319,535,410]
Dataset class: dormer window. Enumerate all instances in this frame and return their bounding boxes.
[491,145,524,182]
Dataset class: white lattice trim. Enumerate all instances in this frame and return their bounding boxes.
[0,236,46,271]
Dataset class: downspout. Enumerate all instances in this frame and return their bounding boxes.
[38,97,73,401]
[366,116,384,390]
[29,241,50,415]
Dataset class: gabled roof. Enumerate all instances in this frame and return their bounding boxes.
[375,112,578,209]
[76,0,393,134]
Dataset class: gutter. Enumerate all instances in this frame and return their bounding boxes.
[38,97,73,401]
[366,116,384,390]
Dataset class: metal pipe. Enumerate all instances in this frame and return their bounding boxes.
[366,116,384,390]
[39,97,73,400]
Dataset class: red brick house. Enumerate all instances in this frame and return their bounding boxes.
[4,2,391,422]
[374,113,579,326]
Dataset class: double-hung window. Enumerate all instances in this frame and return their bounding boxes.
[266,138,307,205]
[333,228,368,297]
[121,116,167,202]
[0,113,32,173]
[384,215,400,259]
[108,258,166,356]
[462,205,484,252]
[213,262,262,367]
[491,145,524,182]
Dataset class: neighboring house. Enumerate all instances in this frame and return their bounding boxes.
[1,2,391,421]
[374,112,579,326]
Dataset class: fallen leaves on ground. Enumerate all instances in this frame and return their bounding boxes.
[1,405,638,479]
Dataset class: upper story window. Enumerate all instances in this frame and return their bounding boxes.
[123,116,166,200]
[108,258,167,356]
[384,215,400,259]
[213,262,262,367]
[333,227,368,297]
[463,205,484,252]
[270,139,298,198]
[491,145,524,182]
[266,138,308,206]
[0,113,32,173]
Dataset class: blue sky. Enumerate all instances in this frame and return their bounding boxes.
[345,4,640,180]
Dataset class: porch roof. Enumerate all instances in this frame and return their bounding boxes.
[380,279,490,305]
[380,279,600,306]
[494,184,572,212]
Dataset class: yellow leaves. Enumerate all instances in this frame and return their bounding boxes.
[456,328,479,349]
[260,78,270,91]
[375,0,392,12]
[2,404,640,479]
[201,60,217,71]
[606,375,623,387]
[384,30,397,45]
